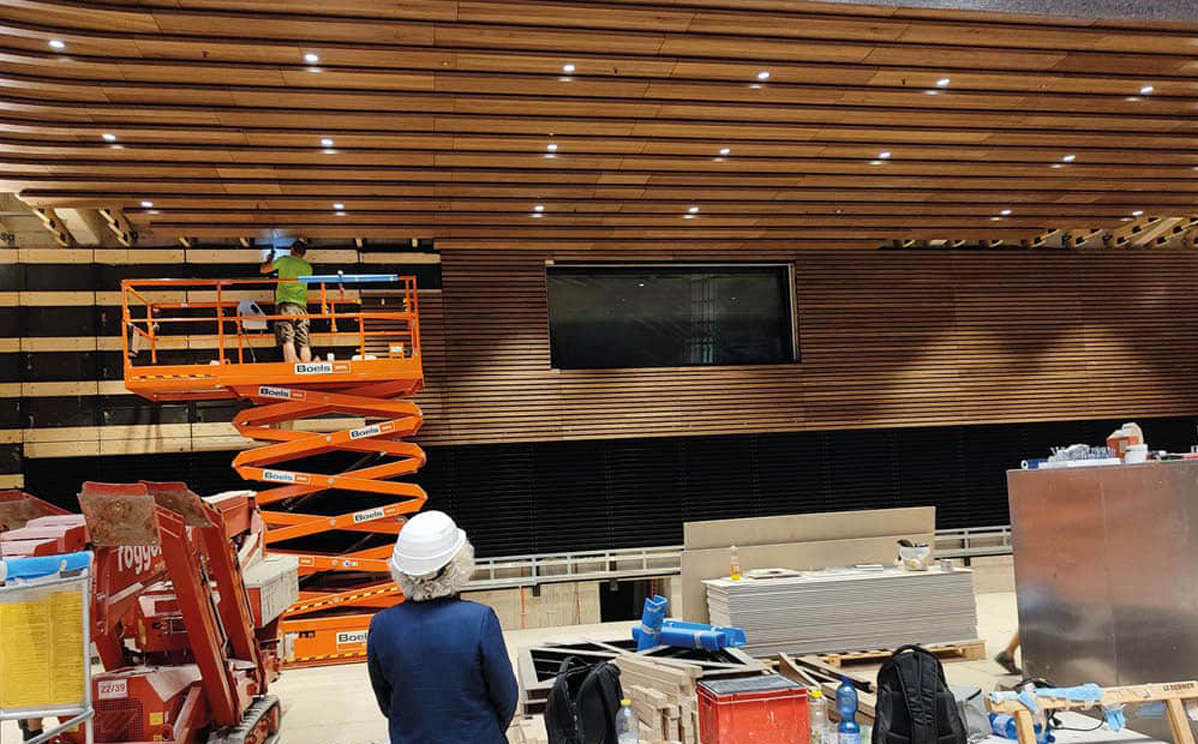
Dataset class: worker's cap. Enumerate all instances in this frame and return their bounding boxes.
[389,510,467,577]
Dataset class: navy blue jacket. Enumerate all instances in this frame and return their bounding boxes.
[367,598,519,744]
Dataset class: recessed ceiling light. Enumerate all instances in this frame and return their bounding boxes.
[1001,209,1012,216]
[878,151,892,159]
[688,205,700,213]
[1126,96,1142,102]
[102,133,117,142]
[562,63,575,73]
[303,53,320,64]
[1121,217,1133,222]
[719,147,731,156]
[1050,164,1063,169]
[531,212,544,218]
[924,90,939,95]
[547,143,558,152]
[320,137,334,148]
[1132,210,1144,217]
[140,201,153,208]
[333,202,345,210]
[1062,154,1076,162]
[335,210,347,216]
[147,210,161,215]
[48,39,65,50]
[991,216,1002,222]
[936,78,951,88]
[869,160,885,165]
[683,214,696,219]
[534,204,545,212]
[1140,85,1155,95]
[756,70,771,80]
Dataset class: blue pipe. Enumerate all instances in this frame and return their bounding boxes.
[634,594,669,651]
[0,551,92,582]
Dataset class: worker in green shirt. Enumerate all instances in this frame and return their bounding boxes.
[260,243,314,364]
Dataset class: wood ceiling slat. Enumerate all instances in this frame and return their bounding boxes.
[6,118,1198,152]
[3,140,1197,167]
[7,60,1198,114]
[5,95,1198,134]
[16,0,1190,55]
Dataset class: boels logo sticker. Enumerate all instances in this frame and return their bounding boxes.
[294,361,351,375]
[336,631,369,647]
[352,507,387,524]
[294,362,333,374]
[348,424,382,440]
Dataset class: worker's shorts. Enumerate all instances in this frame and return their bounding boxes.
[275,302,310,348]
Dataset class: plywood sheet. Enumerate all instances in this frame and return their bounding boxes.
[680,532,933,622]
[683,507,934,550]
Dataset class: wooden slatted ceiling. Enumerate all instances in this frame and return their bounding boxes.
[0,0,1196,244]
[424,248,1198,444]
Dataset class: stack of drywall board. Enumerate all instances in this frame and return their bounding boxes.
[680,507,935,622]
[706,565,976,657]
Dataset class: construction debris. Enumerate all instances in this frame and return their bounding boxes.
[517,638,765,715]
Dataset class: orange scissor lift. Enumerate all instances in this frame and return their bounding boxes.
[121,273,427,667]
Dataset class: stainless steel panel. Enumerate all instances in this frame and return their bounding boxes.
[1009,461,1198,742]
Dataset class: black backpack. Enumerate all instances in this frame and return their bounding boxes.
[872,645,968,744]
[544,657,624,744]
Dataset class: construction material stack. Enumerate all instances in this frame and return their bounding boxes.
[705,566,977,656]
[615,655,702,744]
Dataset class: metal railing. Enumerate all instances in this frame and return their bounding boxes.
[121,275,420,369]
[466,525,1013,590]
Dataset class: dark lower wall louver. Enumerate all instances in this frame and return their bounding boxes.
[23,414,1198,558]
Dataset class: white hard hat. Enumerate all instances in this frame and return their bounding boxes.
[389,511,466,577]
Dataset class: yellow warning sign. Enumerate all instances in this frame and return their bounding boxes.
[0,588,86,710]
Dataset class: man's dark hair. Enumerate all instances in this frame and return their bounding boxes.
[291,243,307,257]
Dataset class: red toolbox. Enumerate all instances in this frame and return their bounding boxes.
[698,676,809,744]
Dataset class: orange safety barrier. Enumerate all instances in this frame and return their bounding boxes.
[120,275,426,666]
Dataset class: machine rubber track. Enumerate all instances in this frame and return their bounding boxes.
[206,695,282,744]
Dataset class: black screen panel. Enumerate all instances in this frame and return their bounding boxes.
[547,265,795,369]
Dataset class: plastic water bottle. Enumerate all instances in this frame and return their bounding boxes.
[616,697,639,744]
[730,545,742,581]
[837,679,861,744]
[810,689,830,744]
[989,713,1052,744]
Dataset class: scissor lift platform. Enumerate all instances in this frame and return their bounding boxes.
[120,273,427,666]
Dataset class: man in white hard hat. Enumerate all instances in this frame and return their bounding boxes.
[367,511,518,744]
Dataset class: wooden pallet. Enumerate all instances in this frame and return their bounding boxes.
[818,639,987,668]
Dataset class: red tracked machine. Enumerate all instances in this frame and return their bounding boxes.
[0,482,297,744]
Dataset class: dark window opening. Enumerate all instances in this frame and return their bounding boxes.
[547,264,796,369]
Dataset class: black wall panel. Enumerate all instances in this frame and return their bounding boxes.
[22,414,1198,557]
[21,306,98,337]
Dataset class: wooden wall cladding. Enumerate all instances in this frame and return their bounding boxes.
[9,243,1198,469]
[426,248,1198,444]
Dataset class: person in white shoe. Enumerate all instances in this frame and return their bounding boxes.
[367,511,518,744]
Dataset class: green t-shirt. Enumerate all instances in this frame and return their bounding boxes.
[273,254,312,307]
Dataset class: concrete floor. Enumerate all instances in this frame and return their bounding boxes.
[268,590,1022,744]
[0,569,1022,744]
